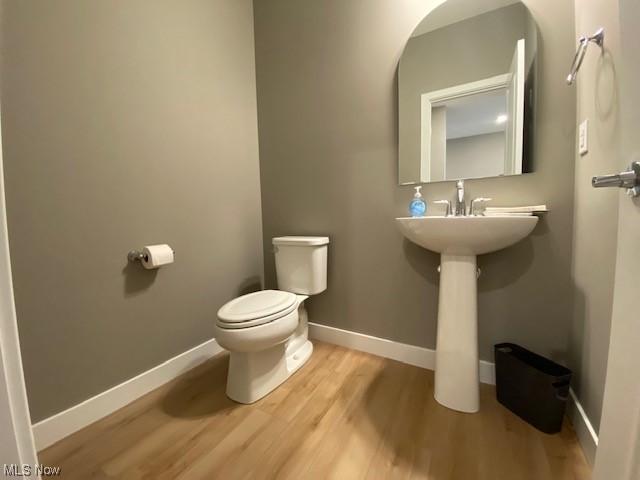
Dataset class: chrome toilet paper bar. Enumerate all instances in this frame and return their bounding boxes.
[127,245,175,269]
[127,250,148,263]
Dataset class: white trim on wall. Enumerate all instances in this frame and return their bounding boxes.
[0,103,40,468]
[309,322,597,465]
[308,322,496,385]
[32,323,598,468]
[567,388,599,466]
[32,339,223,451]
[420,73,510,183]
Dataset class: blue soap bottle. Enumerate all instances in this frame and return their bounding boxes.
[409,186,427,217]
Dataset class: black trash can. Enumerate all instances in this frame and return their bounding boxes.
[494,343,572,434]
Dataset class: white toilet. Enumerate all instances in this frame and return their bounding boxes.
[215,236,329,404]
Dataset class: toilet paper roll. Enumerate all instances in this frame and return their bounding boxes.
[141,244,174,270]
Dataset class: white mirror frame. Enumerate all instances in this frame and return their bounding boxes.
[419,73,510,183]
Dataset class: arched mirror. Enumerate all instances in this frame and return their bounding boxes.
[398,0,539,185]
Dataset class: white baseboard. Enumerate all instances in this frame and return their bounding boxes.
[567,388,599,466]
[308,323,599,464]
[308,322,496,385]
[33,326,593,463]
[32,338,223,451]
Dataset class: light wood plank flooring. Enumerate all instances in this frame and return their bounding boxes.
[39,342,591,479]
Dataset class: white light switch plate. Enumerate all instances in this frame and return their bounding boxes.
[579,119,589,155]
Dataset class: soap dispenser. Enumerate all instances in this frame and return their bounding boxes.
[409,186,427,217]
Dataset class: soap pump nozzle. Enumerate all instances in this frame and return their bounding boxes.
[409,185,427,217]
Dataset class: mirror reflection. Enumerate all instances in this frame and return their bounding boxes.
[398,0,539,184]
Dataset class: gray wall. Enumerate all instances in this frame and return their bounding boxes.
[398,3,527,184]
[255,0,576,363]
[446,132,505,180]
[1,0,263,422]
[569,0,622,433]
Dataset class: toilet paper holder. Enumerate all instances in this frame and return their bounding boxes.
[127,250,148,263]
[127,244,175,269]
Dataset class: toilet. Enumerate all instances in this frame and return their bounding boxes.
[215,236,329,403]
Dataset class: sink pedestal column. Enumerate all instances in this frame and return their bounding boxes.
[434,253,479,413]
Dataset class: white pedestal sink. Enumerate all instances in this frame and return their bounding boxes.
[396,215,539,413]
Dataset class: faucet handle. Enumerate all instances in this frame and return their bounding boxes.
[469,197,492,216]
[434,200,452,217]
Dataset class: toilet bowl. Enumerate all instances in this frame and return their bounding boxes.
[215,236,329,403]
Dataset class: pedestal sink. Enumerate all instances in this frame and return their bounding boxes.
[396,215,538,413]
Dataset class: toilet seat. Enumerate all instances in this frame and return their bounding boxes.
[217,290,297,330]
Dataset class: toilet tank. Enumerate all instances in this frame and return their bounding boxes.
[272,236,329,295]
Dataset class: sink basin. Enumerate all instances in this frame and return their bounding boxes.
[395,215,538,255]
[395,214,539,413]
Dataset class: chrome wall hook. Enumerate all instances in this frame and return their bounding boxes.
[566,27,604,85]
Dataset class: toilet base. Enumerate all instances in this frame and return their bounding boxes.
[226,339,313,404]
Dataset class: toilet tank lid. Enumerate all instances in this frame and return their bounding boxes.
[272,236,330,246]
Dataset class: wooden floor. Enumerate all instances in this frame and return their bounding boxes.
[40,342,591,479]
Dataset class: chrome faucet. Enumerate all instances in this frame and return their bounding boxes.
[454,180,466,216]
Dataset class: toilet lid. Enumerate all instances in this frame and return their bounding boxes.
[217,290,297,324]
